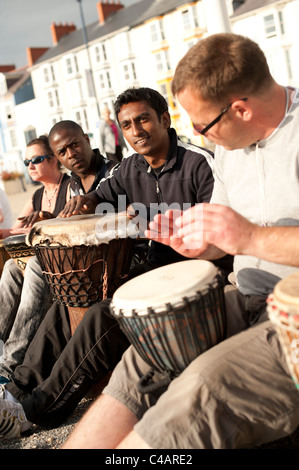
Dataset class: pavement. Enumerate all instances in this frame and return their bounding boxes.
[7,182,38,224]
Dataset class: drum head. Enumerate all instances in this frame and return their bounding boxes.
[26,213,138,247]
[3,234,27,246]
[111,260,219,316]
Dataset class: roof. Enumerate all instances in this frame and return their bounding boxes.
[33,0,194,65]
[231,0,282,18]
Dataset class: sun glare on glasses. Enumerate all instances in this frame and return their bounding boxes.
[193,98,248,135]
[23,155,50,167]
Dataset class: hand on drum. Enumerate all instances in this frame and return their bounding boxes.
[182,203,257,256]
[146,204,257,258]
[17,211,55,229]
[145,208,210,259]
[59,194,99,218]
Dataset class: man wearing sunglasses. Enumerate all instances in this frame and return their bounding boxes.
[62,33,299,449]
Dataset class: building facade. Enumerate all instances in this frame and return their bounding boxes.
[0,0,299,172]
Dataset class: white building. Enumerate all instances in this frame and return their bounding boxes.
[0,0,299,172]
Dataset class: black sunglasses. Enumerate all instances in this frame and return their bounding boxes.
[23,155,50,167]
[193,98,248,136]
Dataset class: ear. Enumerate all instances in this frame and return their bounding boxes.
[231,99,252,122]
[162,111,171,129]
[84,133,90,145]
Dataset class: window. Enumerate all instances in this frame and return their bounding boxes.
[50,65,56,81]
[66,58,72,74]
[66,55,79,74]
[155,50,171,74]
[5,106,12,120]
[159,83,169,106]
[150,20,165,43]
[122,61,137,82]
[55,89,60,107]
[44,68,49,83]
[98,71,112,91]
[24,127,37,145]
[94,43,107,63]
[9,129,17,148]
[48,91,54,108]
[278,11,285,35]
[47,89,60,108]
[43,65,55,84]
[264,14,276,38]
[285,49,293,80]
[182,9,192,30]
[74,109,89,130]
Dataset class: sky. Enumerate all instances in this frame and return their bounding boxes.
[0,0,137,69]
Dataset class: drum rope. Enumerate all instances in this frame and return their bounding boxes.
[40,258,105,277]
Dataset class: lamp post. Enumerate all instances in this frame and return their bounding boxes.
[76,0,101,119]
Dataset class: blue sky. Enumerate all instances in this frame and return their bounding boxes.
[0,0,137,69]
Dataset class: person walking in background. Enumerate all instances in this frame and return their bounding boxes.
[98,105,127,162]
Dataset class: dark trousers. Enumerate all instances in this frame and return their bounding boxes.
[6,299,130,427]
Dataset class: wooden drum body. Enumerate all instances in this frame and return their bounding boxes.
[267,271,299,390]
[26,214,137,334]
[0,240,11,277]
[110,260,226,392]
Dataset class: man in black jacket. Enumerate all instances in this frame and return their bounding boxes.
[0,88,226,437]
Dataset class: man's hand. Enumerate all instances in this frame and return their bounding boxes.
[175,203,256,256]
[58,193,99,217]
[145,208,211,259]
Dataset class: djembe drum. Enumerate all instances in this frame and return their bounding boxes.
[110,259,226,393]
[26,213,137,334]
[3,234,36,272]
[267,271,299,390]
[0,240,10,277]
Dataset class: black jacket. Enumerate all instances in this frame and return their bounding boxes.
[94,128,214,266]
[69,149,118,196]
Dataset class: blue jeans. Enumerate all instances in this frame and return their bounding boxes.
[0,257,52,379]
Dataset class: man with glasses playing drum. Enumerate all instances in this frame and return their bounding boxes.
[62,34,299,449]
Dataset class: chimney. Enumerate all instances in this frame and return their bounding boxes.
[27,47,49,67]
[50,22,76,45]
[97,0,124,25]
[0,65,15,73]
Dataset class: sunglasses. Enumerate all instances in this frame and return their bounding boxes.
[23,155,50,167]
[193,98,248,136]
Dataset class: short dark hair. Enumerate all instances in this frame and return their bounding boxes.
[113,87,169,122]
[48,120,85,143]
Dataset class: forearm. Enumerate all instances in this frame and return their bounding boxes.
[241,225,299,266]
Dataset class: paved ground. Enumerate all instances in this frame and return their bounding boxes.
[2,185,299,449]
[7,181,37,224]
